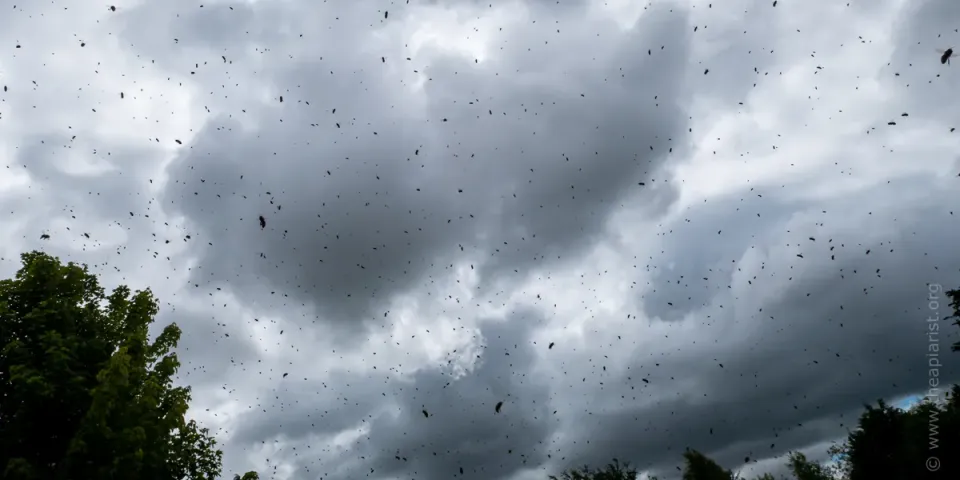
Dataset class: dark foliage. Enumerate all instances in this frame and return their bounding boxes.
[0,251,255,479]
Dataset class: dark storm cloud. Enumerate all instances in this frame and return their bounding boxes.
[357,313,554,480]
[224,309,554,480]
[149,1,692,339]
[550,175,960,478]
[218,173,960,479]
[642,188,801,322]
[224,367,391,448]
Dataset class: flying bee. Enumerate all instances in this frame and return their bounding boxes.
[938,47,954,65]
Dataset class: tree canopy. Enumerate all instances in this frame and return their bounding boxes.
[0,251,254,479]
[548,459,637,480]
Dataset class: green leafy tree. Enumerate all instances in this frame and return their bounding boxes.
[233,472,260,480]
[948,287,960,352]
[785,452,832,480]
[682,449,734,480]
[0,251,228,479]
[831,399,916,480]
[829,387,959,480]
[549,458,637,480]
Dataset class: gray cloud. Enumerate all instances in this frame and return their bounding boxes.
[222,309,554,480]
[550,176,960,477]
[357,313,554,480]
[4,1,960,480]
[153,1,692,342]
[641,188,798,322]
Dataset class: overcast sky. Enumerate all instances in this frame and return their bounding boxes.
[3,0,960,479]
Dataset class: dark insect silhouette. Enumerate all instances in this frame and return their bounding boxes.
[39,234,50,240]
[939,47,954,65]
[282,372,288,378]
[259,215,266,229]
[548,342,555,349]
[495,401,503,413]
[422,409,429,418]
